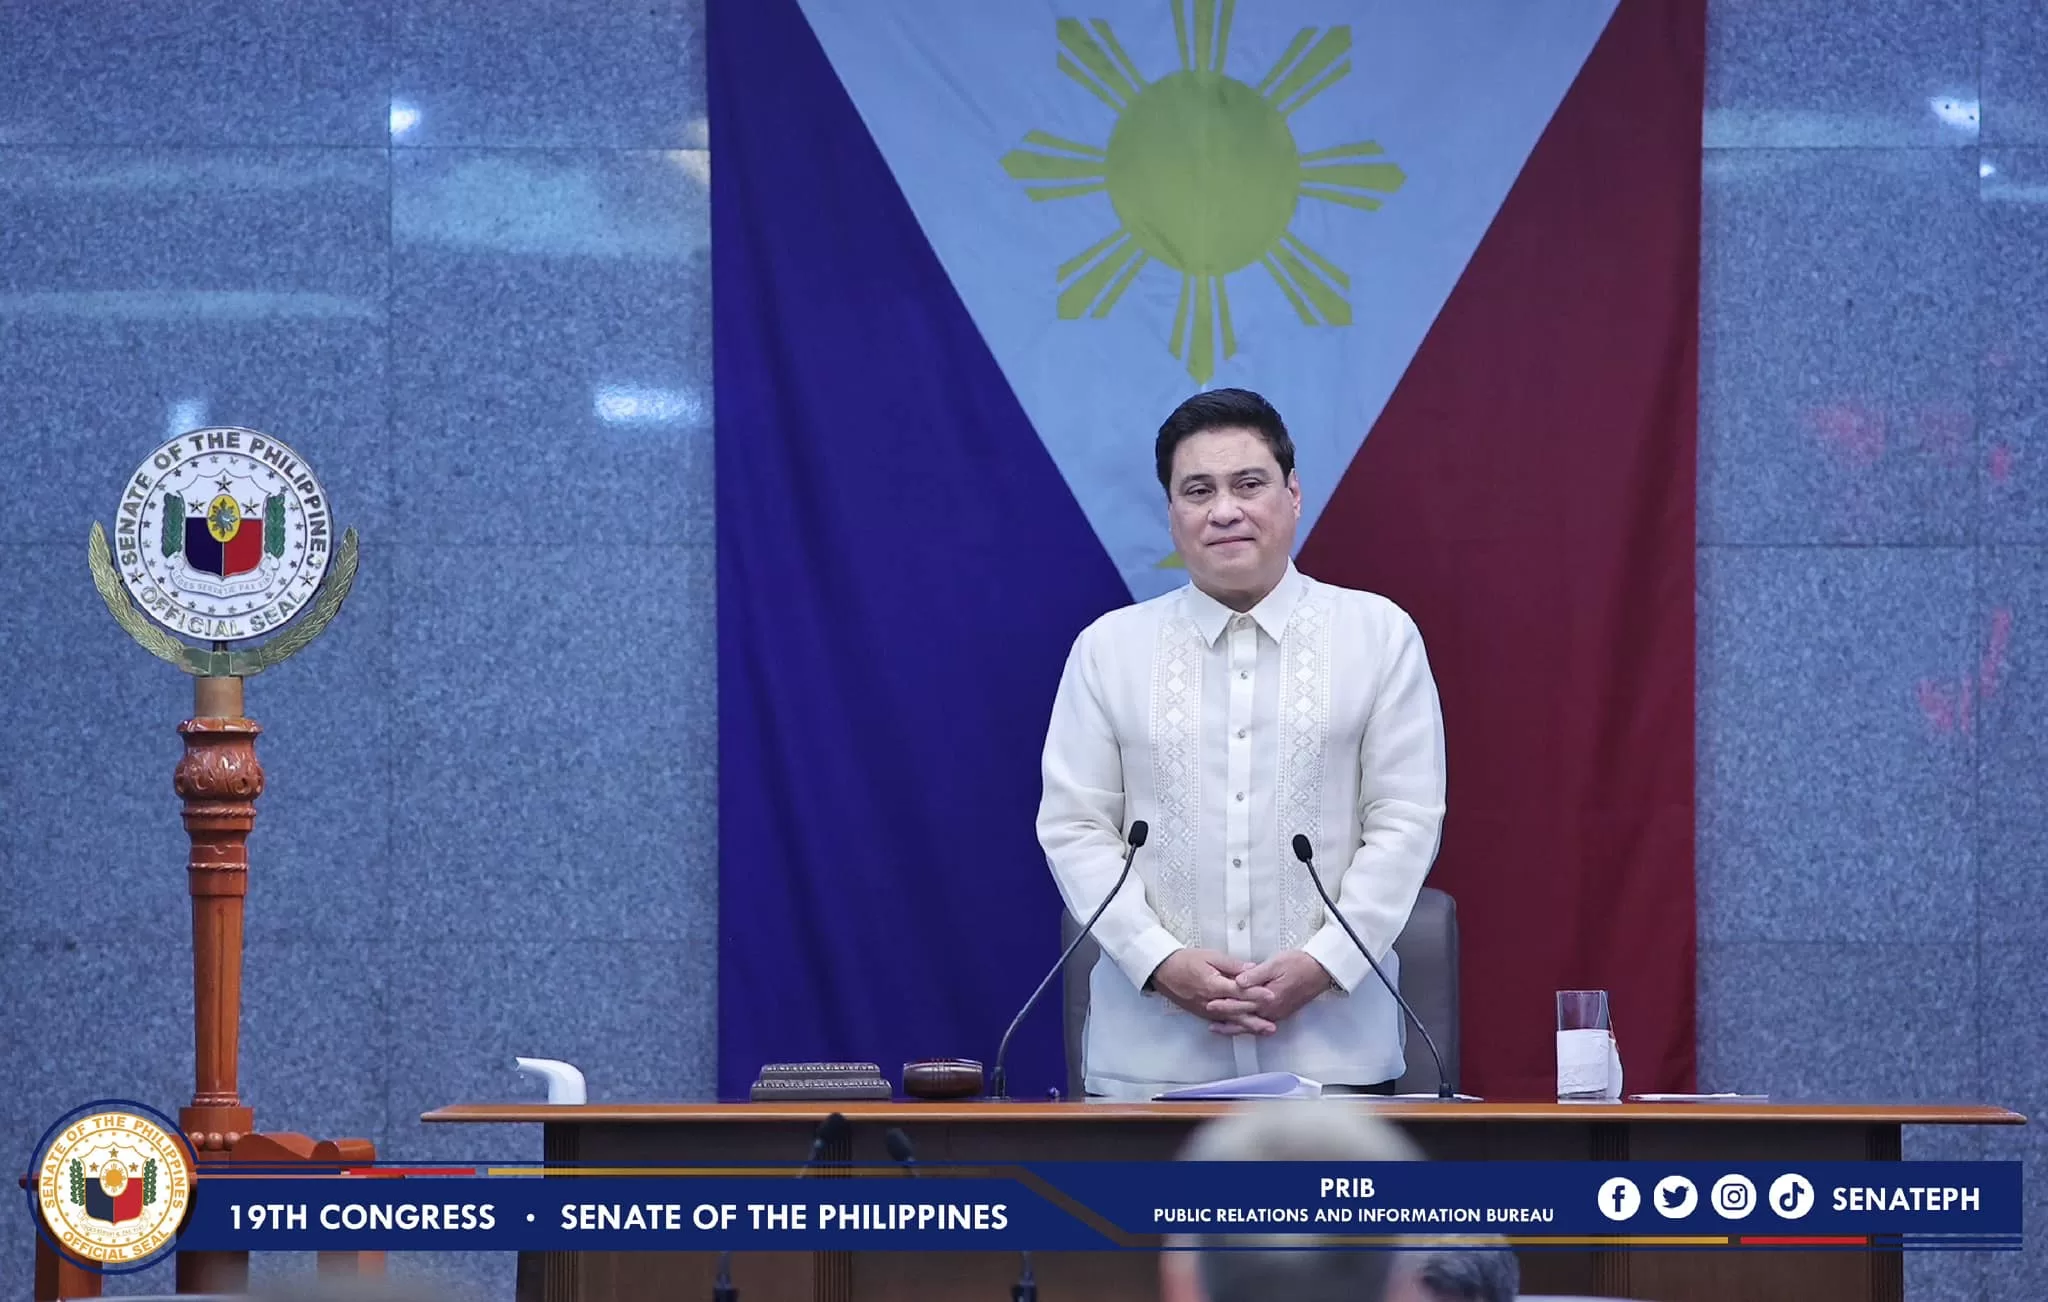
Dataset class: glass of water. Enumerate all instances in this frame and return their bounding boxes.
[1556,990,1613,1100]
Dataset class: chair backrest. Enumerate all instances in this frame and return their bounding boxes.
[1061,887,1460,1097]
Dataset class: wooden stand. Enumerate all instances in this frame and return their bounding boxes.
[30,677,382,1299]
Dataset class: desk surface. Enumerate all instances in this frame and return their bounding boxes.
[424,1100,2025,1126]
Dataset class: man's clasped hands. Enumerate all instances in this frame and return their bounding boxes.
[1150,948,1334,1035]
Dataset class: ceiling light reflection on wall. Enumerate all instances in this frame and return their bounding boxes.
[1929,96,1979,132]
[168,398,207,439]
[593,384,708,429]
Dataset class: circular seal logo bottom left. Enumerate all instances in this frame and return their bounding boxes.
[28,1101,195,1272]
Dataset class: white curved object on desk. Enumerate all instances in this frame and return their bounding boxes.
[514,1056,588,1104]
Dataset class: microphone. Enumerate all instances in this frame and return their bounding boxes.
[803,1112,850,1172]
[991,820,1148,1100]
[726,1113,848,1300]
[1290,834,1456,1101]
[883,1128,918,1177]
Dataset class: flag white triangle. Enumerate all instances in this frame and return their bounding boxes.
[797,0,1616,599]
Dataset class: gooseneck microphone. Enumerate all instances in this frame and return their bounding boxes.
[884,1127,919,1177]
[991,820,1149,1100]
[725,1114,849,1300]
[803,1112,850,1170]
[1290,834,1456,1101]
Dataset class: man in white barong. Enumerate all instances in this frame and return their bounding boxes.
[1038,388,1448,1098]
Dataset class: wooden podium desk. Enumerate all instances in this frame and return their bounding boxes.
[423,1099,2023,1302]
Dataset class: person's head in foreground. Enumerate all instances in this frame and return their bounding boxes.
[1387,1244,1522,1302]
[1160,1100,1423,1302]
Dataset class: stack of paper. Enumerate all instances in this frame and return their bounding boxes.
[1154,1073,1323,1101]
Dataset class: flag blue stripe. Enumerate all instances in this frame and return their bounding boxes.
[711,0,1131,1100]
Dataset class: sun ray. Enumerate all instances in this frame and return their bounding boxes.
[1216,276,1238,361]
[1024,129,1106,158]
[1001,152,1107,184]
[1059,20,1138,104]
[1190,276,1217,382]
[1001,133,1111,199]
[1059,234,1145,318]
[1302,160,1406,193]
[1057,229,1130,280]
[1169,274,1193,361]
[1257,27,1316,94]
[1004,127,1120,200]
[1091,20,1148,91]
[1274,246,1350,325]
[1024,181,1109,200]
[1172,1,1193,72]
[1281,58,1350,117]
[1300,184,1385,211]
[1283,232,1348,291]
[1058,53,1124,112]
[1264,27,1350,107]
[1094,250,1150,319]
[1193,0,1217,76]
[1213,0,1237,71]
[1262,253,1317,325]
[1300,140,1381,163]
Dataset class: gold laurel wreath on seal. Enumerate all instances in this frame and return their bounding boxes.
[87,522,360,678]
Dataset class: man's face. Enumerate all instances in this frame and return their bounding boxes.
[1166,427,1302,604]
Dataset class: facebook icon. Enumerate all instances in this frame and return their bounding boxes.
[1598,1177,1643,1221]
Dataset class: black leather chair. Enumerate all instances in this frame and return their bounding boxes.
[1060,887,1461,1097]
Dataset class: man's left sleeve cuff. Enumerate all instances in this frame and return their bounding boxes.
[1302,924,1370,995]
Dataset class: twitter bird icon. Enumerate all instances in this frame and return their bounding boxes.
[1654,1175,1699,1218]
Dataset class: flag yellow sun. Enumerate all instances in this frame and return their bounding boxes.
[1001,0,1406,384]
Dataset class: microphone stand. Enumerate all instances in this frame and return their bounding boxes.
[1012,1250,1038,1301]
[726,1112,849,1300]
[991,822,1148,1099]
[1291,836,1458,1100]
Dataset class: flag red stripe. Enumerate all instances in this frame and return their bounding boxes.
[1300,0,1703,1097]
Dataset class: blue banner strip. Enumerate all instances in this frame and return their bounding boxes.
[152,1161,2021,1252]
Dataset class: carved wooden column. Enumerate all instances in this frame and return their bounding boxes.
[174,674,258,1295]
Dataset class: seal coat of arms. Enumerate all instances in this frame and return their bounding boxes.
[88,427,358,676]
[32,1104,195,1270]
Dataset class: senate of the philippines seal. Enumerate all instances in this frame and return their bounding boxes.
[31,1103,194,1270]
[112,428,333,642]
[90,425,357,677]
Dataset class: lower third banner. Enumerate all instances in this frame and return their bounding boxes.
[162,1162,2021,1253]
